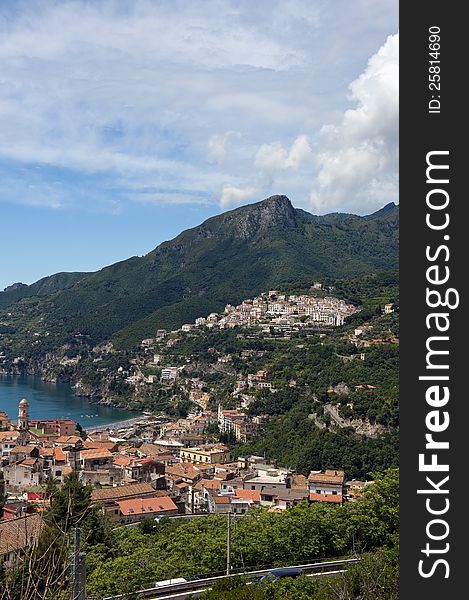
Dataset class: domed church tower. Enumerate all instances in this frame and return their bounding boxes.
[17,398,30,443]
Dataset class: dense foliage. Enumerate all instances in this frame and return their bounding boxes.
[201,547,398,600]
[83,469,398,599]
[0,470,398,599]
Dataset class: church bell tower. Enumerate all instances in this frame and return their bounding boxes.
[17,398,30,442]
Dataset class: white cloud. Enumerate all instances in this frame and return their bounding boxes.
[285,135,314,169]
[207,131,240,164]
[254,134,314,174]
[0,1,398,214]
[309,32,399,214]
[254,143,289,173]
[220,184,258,209]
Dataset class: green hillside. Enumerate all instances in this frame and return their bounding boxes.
[0,272,87,309]
[0,196,398,352]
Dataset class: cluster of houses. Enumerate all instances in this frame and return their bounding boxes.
[179,290,357,333]
[138,288,356,352]
[0,399,372,568]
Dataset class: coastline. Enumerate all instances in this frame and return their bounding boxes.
[85,415,150,433]
[0,374,139,428]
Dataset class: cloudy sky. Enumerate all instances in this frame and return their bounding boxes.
[0,0,398,290]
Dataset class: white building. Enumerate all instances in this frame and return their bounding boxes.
[161,367,179,381]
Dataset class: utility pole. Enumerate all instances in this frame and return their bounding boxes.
[226,510,231,576]
[71,527,86,600]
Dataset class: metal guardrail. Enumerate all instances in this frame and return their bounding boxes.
[103,557,360,600]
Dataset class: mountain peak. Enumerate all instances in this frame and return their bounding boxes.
[244,194,296,227]
[190,194,297,242]
[366,202,399,220]
[3,282,27,292]
[260,194,292,207]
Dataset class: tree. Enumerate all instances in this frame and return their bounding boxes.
[45,471,92,533]
[1,526,70,600]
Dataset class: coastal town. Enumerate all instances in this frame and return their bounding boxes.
[0,396,372,568]
[0,2,402,596]
[0,282,396,576]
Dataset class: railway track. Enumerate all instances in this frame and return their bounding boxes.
[103,557,360,600]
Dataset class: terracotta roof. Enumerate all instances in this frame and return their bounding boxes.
[0,514,44,557]
[212,494,231,504]
[56,436,82,445]
[193,479,221,491]
[91,482,156,503]
[20,458,37,467]
[138,443,164,456]
[80,448,113,460]
[39,447,54,457]
[235,489,261,502]
[117,496,177,516]
[10,446,35,454]
[113,455,132,467]
[309,493,343,504]
[83,440,118,451]
[0,431,18,440]
[308,470,345,485]
[54,447,66,462]
[166,463,201,481]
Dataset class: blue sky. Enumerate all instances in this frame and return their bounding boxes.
[0,0,398,290]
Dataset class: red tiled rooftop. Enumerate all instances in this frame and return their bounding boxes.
[235,489,261,502]
[113,455,132,467]
[56,436,81,445]
[80,448,113,460]
[10,446,35,454]
[0,431,18,440]
[91,482,156,503]
[0,514,44,556]
[308,470,345,485]
[309,493,343,504]
[39,448,54,457]
[83,440,117,451]
[117,496,177,516]
[54,447,66,462]
[213,495,231,504]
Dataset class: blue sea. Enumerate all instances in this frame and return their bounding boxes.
[0,375,135,428]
